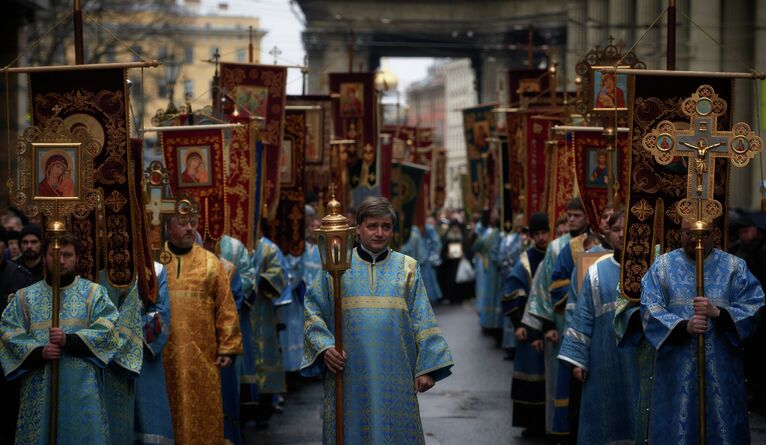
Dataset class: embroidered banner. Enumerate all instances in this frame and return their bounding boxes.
[391,161,429,247]
[504,113,525,218]
[287,95,332,201]
[378,129,395,198]
[462,104,498,216]
[161,128,226,241]
[621,75,732,301]
[508,68,549,106]
[329,72,378,208]
[497,136,514,232]
[220,62,287,219]
[545,134,575,228]
[226,116,259,251]
[262,109,306,257]
[524,115,551,219]
[433,148,447,210]
[130,138,158,303]
[571,129,630,231]
[29,68,137,287]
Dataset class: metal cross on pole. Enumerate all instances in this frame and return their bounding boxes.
[642,84,763,444]
[268,45,282,65]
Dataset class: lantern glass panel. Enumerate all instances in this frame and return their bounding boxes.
[316,231,328,269]
[345,229,355,268]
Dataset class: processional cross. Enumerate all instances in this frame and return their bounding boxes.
[642,84,763,445]
[643,84,762,224]
[143,161,198,264]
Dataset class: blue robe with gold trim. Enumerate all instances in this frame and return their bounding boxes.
[0,278,119,445]
[301,248,454,445]
[558,254,637,444]
[99,274,144,445]
[251,237,288,394]
[134,262,174,445]
[641,249,764,444]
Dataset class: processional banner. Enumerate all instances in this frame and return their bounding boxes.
[524,115,551,219]
[621,75,733,301]
[508,68,549,106]
[262,109,306,257]
[378,129,394,198]
[433,148,447,211]
[161,128,226,241]
[462,104,498,216]
[329,72,378,208]
[220,62,287,219]
[545,133,575,228]
[504,113,525,221]
[391,162,428,246]
[226,116,260,251]
[28,68,139,287]
[287,95,332,201]
[570,129,630,230]
[130,138,159,303]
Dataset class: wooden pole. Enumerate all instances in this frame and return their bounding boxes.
[74,0,84,64]
[1,60,160,74]
[332,271,344,445]
[348,30,354,73]
[527,28,534,68]
[249,26,254,64]
[667,0,676,70]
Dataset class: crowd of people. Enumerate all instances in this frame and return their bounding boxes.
[1,195,765,444]
[426,199,766,443]
[0,200,346,445]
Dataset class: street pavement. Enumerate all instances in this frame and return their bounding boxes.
[246,299,766,444]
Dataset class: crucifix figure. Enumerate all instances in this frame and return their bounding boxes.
[642,84,762,223]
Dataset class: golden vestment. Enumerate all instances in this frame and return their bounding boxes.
[163,244,242,444]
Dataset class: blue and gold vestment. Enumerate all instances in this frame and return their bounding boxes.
[134,262,174,445]
[0,277,119,445]
[301,248,453,445]
[558,254,637,444]
[99,273,144,445]
[641,249,765,444]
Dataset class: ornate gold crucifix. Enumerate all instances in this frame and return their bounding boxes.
[642,84,763,224]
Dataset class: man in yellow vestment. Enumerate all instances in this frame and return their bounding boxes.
[162,215,242,444]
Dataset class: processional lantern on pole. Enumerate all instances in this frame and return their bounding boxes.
[642,84,763,444]
[11,115,103,445]
[314,184,356,445]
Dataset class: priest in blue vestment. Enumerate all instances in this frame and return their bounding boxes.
[501,212,549,437]
[302,196,453,445]
[641,219,765,444]
[558,211,638,444]
[0,233,119,445]
[134,262,174,445]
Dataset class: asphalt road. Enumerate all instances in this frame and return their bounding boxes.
[245,300,766,444]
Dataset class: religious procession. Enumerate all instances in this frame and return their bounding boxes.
[1,0,766,444]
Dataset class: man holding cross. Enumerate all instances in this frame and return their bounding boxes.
[640,219,764,443]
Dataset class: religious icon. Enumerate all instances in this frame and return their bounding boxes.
[585,147,608,188]
[177,146,212,187]
[592,69,628,111]
[34,144,80,199]
[518,78,541,94]
[280,139,294,185]
[657,133,674,152]
[732,136,749,154]
[340,82,364,117]
[305,109,323,163]
[231,85,269,119]
[473,121,490,154]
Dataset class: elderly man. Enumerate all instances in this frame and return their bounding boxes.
[302,196,453,445]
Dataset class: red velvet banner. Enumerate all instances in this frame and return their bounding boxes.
[524,116,551,218]
[546,135,575,228]
[161,128,226,241]
[226,116,258,251]
[220,62,287,219]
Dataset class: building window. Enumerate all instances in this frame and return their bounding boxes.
[236,48,246,63]
[184,79,194,100]
[158,81,167,99]
[184,47,194,64]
